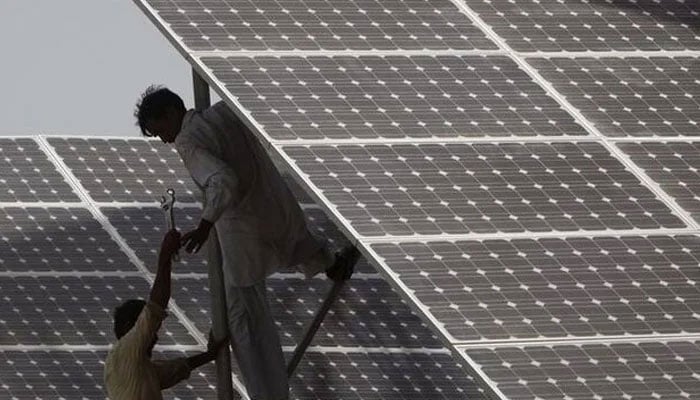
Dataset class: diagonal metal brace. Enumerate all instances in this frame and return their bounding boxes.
[286,276,350,378]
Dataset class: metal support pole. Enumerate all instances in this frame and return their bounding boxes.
[193,69,211,110]
[193,68,234,400]
[286,278,348,377]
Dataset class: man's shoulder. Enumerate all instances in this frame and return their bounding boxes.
[104,339,131,371]
[206,101,244,125]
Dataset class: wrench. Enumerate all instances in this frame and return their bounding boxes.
[160,188,180,261]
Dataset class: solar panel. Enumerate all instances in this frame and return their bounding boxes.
[0,207,136,273]
[173,276,441,348]
[0,276,197,346]
[0,350,219,400]
[464,340,700,399]
[619,141,700,224]
[0,138,78,202]
[0,348,485,400]
[103,205,376,273]
[48,137,316,206]
[140,0,497,51]
[371,235,700,341]
[48,137,200,203]
[282,142,684,236]
[201,55,587,140]
[529,57,700,137]
[468,0,700,52]
[289,351,487,400]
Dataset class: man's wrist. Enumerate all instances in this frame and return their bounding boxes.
[198,219,214,231]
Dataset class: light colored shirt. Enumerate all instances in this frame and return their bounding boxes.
[104,302,191,400]
[175,102,319,286]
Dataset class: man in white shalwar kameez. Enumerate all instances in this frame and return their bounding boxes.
[134,85,358,400]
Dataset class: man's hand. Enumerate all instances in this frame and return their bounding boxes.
[185,329,230,372]
[160,229,182,259]
[206,329,229,355]
[181,219,213,254]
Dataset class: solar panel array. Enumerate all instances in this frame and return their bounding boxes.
[132,0,700,398]
[0,136,484,399]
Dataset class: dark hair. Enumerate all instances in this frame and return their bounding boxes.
[113,299,147,339]
[134,85,186,136]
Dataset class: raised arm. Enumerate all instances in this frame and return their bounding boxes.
[149,230,181,309]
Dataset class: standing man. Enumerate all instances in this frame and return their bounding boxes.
[134,85,358,399]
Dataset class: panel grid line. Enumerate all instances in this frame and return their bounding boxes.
[190,49,507,57]
[0,271,147,278]
[608,137,700,143]
[454,333,700,350]
[0,201,85,208]
[0,344,450,355]
[271,136,595,146]
[0,271,384,281]
[9,133,700,145]
[516,50,700,58]
[190,50,700,58]
[0,344,203,352]
[92,201,320,210]
[360,227,700,243]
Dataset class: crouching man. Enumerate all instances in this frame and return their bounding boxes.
[104,229,227,400]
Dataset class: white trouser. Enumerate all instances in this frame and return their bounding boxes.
[209,228,334,400]
[225,281,288,400]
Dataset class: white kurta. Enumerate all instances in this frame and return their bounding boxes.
[175,101,324,287]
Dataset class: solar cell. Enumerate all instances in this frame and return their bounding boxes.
[48,138,199,203]
[0,207,137,273]
[0,350,218,400]
[530,57,700,137]
[0,276,197,345]
[0,138,78,202]
[372,235,700,341]
[619,141,700,224]
[283,142,684,236]
[103,206,376,273]
[468,0,700,52]
[173,276,441,348]
[464,340,700,400]
[202,55,587,140]
[142,0,497,51]
[289,351,487,400]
